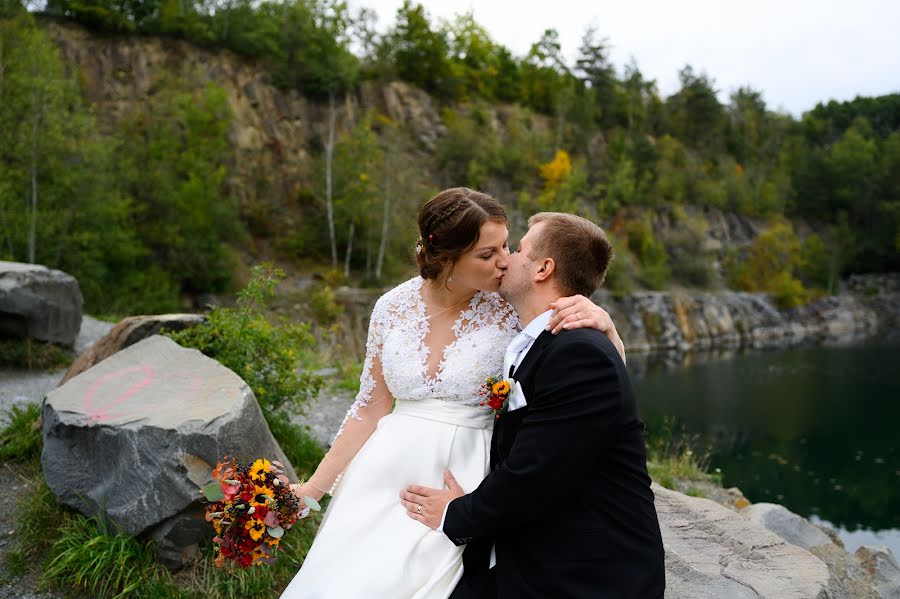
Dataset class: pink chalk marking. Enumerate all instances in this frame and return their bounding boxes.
[81,367,208,422]
[83,365,154,422]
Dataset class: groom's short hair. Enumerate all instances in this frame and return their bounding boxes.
[527,213,613,297]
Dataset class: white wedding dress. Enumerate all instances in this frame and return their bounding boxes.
[281,276,519,598]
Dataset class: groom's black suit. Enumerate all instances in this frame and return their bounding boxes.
[444,328,665,599]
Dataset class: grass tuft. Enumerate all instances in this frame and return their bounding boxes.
[41,513,172,598]
[0,403,43,465]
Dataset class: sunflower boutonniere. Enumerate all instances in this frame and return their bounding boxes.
[480,375,512,418]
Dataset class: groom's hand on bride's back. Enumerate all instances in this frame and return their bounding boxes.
[400,470,465,529]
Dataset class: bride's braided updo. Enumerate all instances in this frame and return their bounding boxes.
[415,188,508,283]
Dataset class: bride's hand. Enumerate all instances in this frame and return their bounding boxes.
[546,295,626,364]
[291,482,324,508]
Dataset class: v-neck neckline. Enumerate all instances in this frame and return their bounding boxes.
[414,277,481,387]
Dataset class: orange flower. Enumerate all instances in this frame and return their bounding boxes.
[492,381,510,395]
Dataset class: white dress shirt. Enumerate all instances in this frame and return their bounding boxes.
[439,309,555,569]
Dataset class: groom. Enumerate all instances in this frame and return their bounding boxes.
[401,212,665,598]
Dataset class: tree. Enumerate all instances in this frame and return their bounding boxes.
[382,1,449,94]
[117,74,244,293]
[666,65,724,152]
[575,26,619,128]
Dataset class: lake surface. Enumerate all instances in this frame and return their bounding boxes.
[631,341,900,558]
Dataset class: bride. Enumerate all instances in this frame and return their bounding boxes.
[282,188,624,598]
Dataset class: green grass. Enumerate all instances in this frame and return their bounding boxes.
[0,403,43,465]
[4,474,70,577]
[41,513,172,598]
[0,338,72,370]
[645,416,720,490]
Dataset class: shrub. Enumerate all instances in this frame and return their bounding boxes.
[726,219,820,307]
[310,284,345,324]
[621,215,671,290]
[165,263,322,420]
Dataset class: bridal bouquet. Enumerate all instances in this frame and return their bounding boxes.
[202,457,320,568]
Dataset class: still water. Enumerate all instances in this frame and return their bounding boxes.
[631,341,900,558]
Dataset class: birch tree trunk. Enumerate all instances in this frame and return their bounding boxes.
[375,169,391,281]
[325,90,338,267]
[27,43,43,265]
[343,220,355,278]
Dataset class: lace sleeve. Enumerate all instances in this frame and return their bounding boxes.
[306,295,394,495]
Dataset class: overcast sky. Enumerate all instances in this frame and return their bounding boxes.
[352,0,900,116]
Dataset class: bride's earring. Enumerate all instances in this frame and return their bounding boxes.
[448,276,453,283]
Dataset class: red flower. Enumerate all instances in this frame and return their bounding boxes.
[253,505,269,521]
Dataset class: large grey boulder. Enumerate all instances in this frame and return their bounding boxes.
[653,484,843,598]
[0,261,82,346]
[743,502,834,550]
[742,503,895,598]
[856,546,900,599]
[41,334,297,568]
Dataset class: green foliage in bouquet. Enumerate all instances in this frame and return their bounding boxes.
[165,263,322,421]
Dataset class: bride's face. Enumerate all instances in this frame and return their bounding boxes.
[447,221,510,292]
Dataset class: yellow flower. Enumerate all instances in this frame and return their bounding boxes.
[492,381,510,395]
[212,518,224,535]
[251,546,268,564]
[265,536,280,547]
[246,518,266,541]
[250,485,272,507]
[249,459,271,482]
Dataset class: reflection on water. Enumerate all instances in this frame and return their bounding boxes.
[631,340,900,557]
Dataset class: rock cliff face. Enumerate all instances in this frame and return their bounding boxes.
[41,19,447,226]
[599,280,893,354]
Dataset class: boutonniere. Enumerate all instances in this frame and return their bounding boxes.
[480,375,512,418]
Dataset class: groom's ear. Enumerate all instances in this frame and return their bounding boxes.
[535,257,555,282]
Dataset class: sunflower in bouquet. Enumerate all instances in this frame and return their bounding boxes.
[202,456,320,568]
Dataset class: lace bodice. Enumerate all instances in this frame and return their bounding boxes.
[336,276,519,438]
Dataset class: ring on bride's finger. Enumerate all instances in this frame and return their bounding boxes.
[575,312,580,320]
[416,505,422,514]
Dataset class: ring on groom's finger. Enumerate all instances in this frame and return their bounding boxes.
[416,505,422,514]
[575,312,580,320]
